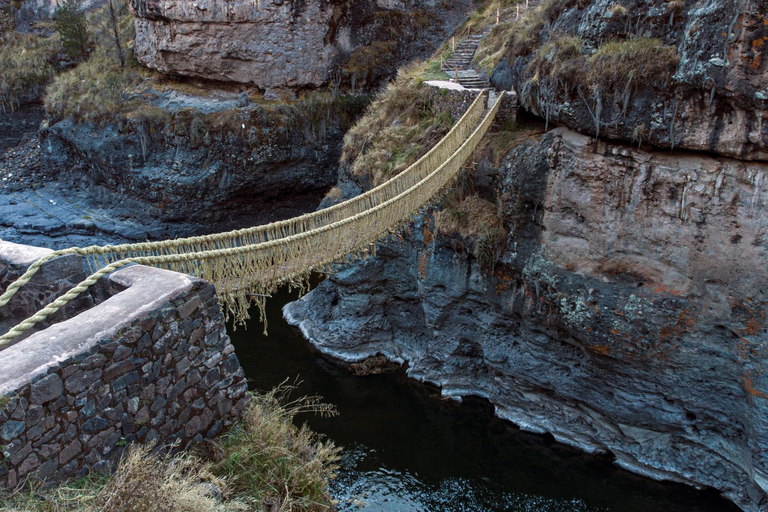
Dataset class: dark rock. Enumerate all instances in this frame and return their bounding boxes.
[30,374,63,405]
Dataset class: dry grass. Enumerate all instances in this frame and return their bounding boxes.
[44,0,140,122]
[0,28,60,113]
[587,37,680,91]
[342,64,453,186]
[215,383,340,512]
[436,194,507,268]
[0,386,339,512]
[527,35,585,86]
[0,446,245,512]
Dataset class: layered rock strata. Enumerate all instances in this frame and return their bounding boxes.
[131,0,470,92]
[285,127,768,511]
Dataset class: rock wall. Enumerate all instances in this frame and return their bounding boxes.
[489,0,767,160]
[0,242,249,488]
[40,95,369,232]
[131,0,470,92]
[285,128,768,511]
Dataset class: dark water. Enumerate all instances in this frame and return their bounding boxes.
[229,287,740,512]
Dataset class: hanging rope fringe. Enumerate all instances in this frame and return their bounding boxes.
[0,92,503,345]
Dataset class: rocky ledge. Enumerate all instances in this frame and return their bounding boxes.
[489,0,767,160]
[285,127,768,511]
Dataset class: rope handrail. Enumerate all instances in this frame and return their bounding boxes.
[0,92,504,344]
[0,92,487,311]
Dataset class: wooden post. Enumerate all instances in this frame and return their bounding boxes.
[452,37,455,51]
[526,0,529,8]
[468,22,471,35]
[440,56,444,70]
[497,8,500,25]
[455,67,459,81]
[517,5,519,19]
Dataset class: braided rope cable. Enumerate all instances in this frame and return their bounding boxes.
[0,92,487,310]
[0,92,502,345]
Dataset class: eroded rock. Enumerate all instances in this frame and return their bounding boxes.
[131,0,470,91]
[285,128,768,511]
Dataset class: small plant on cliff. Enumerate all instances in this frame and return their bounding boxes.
[54,0,89,61]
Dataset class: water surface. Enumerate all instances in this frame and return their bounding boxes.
[229,287,740,512]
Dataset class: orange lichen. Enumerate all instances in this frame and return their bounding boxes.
[591,344,611,356]
[423,222,433,246]
[652,284,685,297]
[743,375,768,400]
[744,317,763,336]
[418,251,429,280]
[494,269,515,295]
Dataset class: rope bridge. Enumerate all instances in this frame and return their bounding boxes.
[0,91,504,345]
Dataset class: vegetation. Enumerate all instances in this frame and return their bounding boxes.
[53,0,89,61]
[0,11,60,113]
[341,64,454,186]
[587,37,679,92]
[0,386,340,512]
[45,0,139,122]
[436,193,507,269]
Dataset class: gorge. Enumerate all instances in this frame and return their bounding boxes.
[0,0,766,510]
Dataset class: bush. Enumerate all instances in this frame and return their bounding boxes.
[54,0,89,61]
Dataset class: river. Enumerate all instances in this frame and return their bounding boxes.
[229,286,740,512]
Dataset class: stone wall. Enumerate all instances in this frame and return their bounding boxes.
[0,242,88,342]
[423,85,518,127]
[0,243,249,488]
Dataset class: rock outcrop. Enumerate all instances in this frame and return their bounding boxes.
[131,0,470,93]
[285,128,768,511]
[489,0,767,160]
[39,94,369,233]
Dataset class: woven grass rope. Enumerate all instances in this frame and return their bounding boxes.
[0,91,503,346]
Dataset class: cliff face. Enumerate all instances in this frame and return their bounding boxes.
[131,0,470,92]
[489,0,767,160]
[39,94,369,232]
[285,128,768,511]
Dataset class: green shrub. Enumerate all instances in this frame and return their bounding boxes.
[54,0,89,60]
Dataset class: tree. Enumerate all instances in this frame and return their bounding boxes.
[107,0,125,68]
[54,0,89,61]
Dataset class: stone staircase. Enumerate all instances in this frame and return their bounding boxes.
[442,33,490,89]
[441,2,540,90]
[442,34,484,71]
